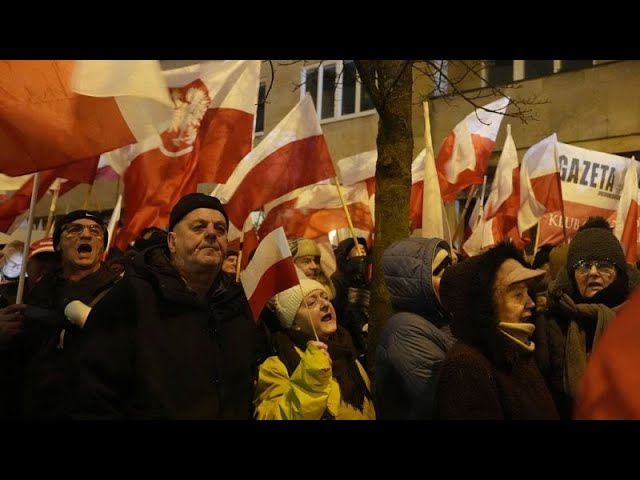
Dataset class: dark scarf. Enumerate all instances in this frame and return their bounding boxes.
[273,325,371,414]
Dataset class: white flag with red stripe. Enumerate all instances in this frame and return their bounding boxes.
[614,158,639,264]
[258,181,373,240]
[436,97,509,202]
[240,227,300,321]
[0,60,173,176]
[217,94,337,231]
[107,60,260,251]
[517,133,561,234]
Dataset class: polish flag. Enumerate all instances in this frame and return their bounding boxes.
[421,101,451,242]
[335,150,377,186]
[217,94,337,231]
[240,227,300,321]
[517,134,562,234]
[464,128,524,255]
[0,60,173,176]
[94,156,120,182]
[436,97,509,202]
[410,149,451,241]
[575,288,640,419]
[258,181,373,240]
[613,158,639,264]
[108,60,261,251]
[226,215,261,271]
[0,158,100,233]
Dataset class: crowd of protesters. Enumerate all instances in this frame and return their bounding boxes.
[0,192,637,420]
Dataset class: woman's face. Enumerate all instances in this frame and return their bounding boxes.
[293,288,337,339]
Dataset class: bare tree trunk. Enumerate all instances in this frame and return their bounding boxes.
[355,60,414,375]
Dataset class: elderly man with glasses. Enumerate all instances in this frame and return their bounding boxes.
[534,216,640,419]
[12,210,121,419]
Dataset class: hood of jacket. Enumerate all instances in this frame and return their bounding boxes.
[382,237,449,325]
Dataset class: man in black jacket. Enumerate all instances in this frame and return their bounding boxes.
[70,193,257,419]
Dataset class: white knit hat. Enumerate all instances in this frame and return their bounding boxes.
[272,279,327,329]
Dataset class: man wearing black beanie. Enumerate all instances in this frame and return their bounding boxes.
[18,210,120,419]
[534,216,640,419]
[69,193,257,419]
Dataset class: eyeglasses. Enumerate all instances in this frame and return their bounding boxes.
[63,223,104,238]
[573,260,616,277]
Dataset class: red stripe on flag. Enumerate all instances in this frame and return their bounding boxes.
[0,61,136,176]
[259,201,373,240]
[248,257,299,320]
[409,180,423,231]
[224,135,336,227]
[196,108,255,184]
[115,148,198,250]
[437,134,495,203]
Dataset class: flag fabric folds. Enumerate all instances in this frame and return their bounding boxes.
[613,158,639,264]
[517,133,561,235]
[240,227,300,321]
[216,94,337,231]
[109,60,260,250]
[0,60,174,176]
[436,97,509,203]
[258,182,373,240]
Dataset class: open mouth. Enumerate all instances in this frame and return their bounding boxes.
[77,244,93,255]
[321,313,333,322]
[588,282,603,289]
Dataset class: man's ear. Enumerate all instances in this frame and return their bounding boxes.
[167,231,176,254]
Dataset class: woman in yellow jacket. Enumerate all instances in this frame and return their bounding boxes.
[254,279,375,420]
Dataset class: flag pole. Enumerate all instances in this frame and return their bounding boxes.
[44,179,61,237]
[552,141,568,244]
[236,230,244,284]
[299,286,320,342]
[16,172,40,304]
[479,175,488,248]
[334,177,364,256]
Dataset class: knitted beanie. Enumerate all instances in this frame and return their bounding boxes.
[169,193,228,232]
[566,227,625,275]
[53,210,107,250]
[272,279,327,329]
[290,238,321,259]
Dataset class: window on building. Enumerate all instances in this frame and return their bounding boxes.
[560,60,594,72]
[302,61,375,120]
[255,82,266,134]
[524,60,554,79]
[486,60,514,85]
[432,60,449,96]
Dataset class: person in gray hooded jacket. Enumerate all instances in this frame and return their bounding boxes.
[374,237,455,420]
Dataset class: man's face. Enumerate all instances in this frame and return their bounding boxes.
[222,254,238,275]
[58,219,105,271]
[295,255,320,279]
[1,252,22,279]
[168,208,228,275]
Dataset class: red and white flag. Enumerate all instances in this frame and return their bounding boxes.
[464,128,523,255]
[0,158,99,233]
[335,150,377,224]
[0,60,173,176]
[258,181,373,240]
[217,94,337,231]
[517,133,562,235]
[227,215,261,271]
[240,227,300,321]
[436,97,509,202]
[108,60,261,251]
[614,158,639,264]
